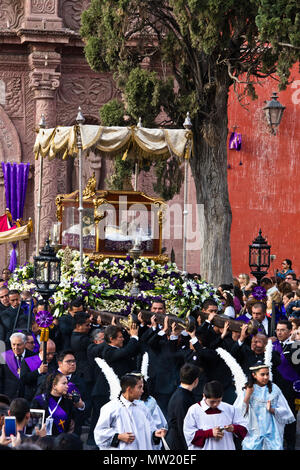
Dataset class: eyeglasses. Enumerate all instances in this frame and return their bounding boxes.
[64,360,76,364]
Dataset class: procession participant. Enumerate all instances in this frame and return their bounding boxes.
[94,373,167,450]
[230,324,281,376]
[183,380,248,450]
[0,286,10,312]
[0,332,35,400]
[19,339,57,402]
[272,319,300,450]
[234,361,295,450]
[166,363,200,450]
[144,316,182,418]
[0,290,29,346]
[31,371,83,436]
[57,298,85,350]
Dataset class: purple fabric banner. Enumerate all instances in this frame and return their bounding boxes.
[229,131,242,151]
[1,162,30,271]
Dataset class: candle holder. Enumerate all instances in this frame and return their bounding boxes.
[128,237,143,297]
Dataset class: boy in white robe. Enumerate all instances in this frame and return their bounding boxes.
[94,373,167,450]
[184,380,248,450]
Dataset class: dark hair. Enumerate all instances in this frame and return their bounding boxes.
[284,259,293,269]
[35,435,55,450]
[251,302,267,314]
[57,350,75,363]
[140,379,151,402]
[120,374,142,393]
[278,281,293,295]
[151,299,166,308]
[180,363,200,385]
[202,299,218,310]
[73,311,89,327]
[8,289,19,296]
[41,371,64,397]
[222,291,234,308]
[104,325,122,343]
[260,277,273,287]
[69,298,85,310]
[0,394,11,406]
[246,362,272,393]
[53,433,83,450]
[219,283,233,292]
[203,380,223,399]
[277,319,292,331]
[9,398,30,423]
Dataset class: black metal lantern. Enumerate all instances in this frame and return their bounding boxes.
[263,92,285,135]
[33,238,61,302]
[249,229,271,285]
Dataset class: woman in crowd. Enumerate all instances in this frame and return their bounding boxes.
[31,372,84,436]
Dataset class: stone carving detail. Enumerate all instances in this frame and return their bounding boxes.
[0,105,22,164]
[56,75,116,124]
[60,0,91,31]
[0,0,24,29]
[31,0,55,14]
[0,73,23,117]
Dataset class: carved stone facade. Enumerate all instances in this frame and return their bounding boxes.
[0,0,118,266]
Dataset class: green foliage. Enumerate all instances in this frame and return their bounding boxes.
[99,99,126,126]
[124,68,160,126]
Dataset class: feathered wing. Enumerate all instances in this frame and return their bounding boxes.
[216,347,248,396]
[264,338,273,381]
[94,357,121,400]
[140,352,149,382]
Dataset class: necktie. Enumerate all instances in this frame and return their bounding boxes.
[259,323,267,335]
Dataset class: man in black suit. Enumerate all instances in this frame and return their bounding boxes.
[70,311,93,411]
[0,332,35,401]
[57,298,85,351]
[0,286,10,312]
[0,290,30,346]
[229,324,281,376]
[251,302,272,337]
[166,363,200,450]
[19,339,57,402]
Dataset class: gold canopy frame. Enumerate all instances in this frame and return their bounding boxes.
[34,109,193,274]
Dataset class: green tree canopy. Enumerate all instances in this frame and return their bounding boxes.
[80,0,300,285]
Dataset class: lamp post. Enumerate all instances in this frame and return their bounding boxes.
[76,106,86,281]
[182,112,192,272]
[249,229,271,285]
[33,238,61,362]
[263,92,285,135]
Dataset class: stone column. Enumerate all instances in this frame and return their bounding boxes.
[22,0,63,30]
[29,46,61,251]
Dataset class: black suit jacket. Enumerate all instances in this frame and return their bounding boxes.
[166,387,196,450]
[0,305,30,345]
[145,331,181,395]
[58,314,75,350]
[70,332,94,384]
[19,355,58,402]
[0,348,35,400]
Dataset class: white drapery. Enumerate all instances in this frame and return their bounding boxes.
[34,124,193,161]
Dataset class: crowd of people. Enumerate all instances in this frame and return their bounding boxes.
[0,259,299,451]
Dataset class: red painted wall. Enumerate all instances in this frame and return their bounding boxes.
[227,63,300,279]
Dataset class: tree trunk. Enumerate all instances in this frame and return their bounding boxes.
[189,85,233,287]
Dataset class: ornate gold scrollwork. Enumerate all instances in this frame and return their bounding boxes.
[55,195,64,222]
[83,172,97,200]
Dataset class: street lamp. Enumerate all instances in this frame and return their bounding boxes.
[263,92,285,135]
[33,238,61,303]
[249,229,271,285]
[33,238,61,364]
